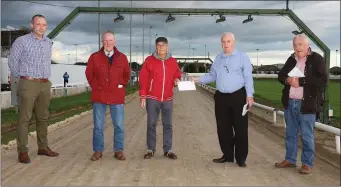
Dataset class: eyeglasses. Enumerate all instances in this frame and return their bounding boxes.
[156,43,168,48]
[223,65,229,73]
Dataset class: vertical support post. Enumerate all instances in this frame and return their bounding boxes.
[283,118,286,128]
[63,88,67,97]
[273,110,277,124]
[129,0,132,87]
[98,0,101,50]
[322,51,330,124]
[142,14,144,64]
[335,135,340,154]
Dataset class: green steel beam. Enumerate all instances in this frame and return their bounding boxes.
[47,7,289,40]
[287,10,330,124]
[78,7,289,16]
[47,7,80,39]
[47,6,331,123]
[176,57,213,63]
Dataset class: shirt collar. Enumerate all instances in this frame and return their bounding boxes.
[30,32,48,41]
[219,49,238,58]
[104,49,114,57]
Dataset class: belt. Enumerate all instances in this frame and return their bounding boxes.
[216,87,245,96]
[20,76,49,82]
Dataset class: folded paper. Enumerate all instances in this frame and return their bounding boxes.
[178,81,196,91]
[288,67,305,77]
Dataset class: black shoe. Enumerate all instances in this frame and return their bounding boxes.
[237,161,247,167]
[144,151,154,159]
[213,156,234,163]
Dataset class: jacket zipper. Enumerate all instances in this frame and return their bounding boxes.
[149,79,153,92]
[161,60,165,102]
[107,57,110,104]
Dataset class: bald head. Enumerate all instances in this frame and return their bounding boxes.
[221,32,235,55]
[293,34,309,45]
[221,32,235,41]
[293,34,310,59]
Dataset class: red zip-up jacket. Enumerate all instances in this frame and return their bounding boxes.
[85,46,130,104]
[139,53,181,101]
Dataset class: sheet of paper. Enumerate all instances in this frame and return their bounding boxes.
[242,103,249,116]
[178,81,196,91]
[288,66,305,77]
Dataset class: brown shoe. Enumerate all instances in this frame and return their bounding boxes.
[90,151,103,161]
[37,147,59,157]
[274,160,296,168]
[164,151,178,159]
[18,152,31,164]
[114,151,126,160]
[299,165,312,174]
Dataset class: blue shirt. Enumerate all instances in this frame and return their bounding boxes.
[8,32,52,79]
[198,49,254,97]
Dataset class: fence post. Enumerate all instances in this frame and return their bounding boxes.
[63,87,67,97]
[335,135,340,154]
[273,110,277,124]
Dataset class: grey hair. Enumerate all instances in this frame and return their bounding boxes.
[102,30,115,39]
[221,32,235,41]
[293,34,309,45]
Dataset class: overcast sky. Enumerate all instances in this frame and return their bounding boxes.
[1,1,340,67]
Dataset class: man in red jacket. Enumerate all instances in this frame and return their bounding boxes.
[85,31,130,161]
[139,37,181,159]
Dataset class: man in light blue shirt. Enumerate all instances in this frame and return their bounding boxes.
[193,32,254,167]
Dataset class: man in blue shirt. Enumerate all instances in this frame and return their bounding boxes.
[193,32,254,167]
[63,72,69,87]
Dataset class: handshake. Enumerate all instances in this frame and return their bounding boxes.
[190,77,200,83]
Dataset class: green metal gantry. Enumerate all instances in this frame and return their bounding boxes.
[47,7,331,124]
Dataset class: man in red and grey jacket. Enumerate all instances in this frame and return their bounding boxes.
[139,37,181,160]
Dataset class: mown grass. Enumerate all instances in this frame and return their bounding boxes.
[1,84,139,145]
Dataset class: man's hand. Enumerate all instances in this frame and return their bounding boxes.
[246,97,254,108]
[174,78,180,87]
[287,77,299,88]
[140,98,146,108]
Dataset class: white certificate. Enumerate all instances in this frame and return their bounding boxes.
[178,81,196,91]
[288,67,305,77]
[242,103,249,116]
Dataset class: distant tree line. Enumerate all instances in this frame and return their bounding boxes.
[178,62,211,73]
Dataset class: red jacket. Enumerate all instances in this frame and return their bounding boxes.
[85,47,130,104]
[139,53,181,101]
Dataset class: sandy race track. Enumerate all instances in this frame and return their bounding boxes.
[1,87,340,186]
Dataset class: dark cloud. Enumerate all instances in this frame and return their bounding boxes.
[1,1,340,66]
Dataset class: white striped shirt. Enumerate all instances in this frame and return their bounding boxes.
[8,32,52,78]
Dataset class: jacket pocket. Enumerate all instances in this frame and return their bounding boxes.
[149,79,153,92]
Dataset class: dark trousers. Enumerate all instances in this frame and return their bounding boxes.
[214,87,248,163]
[64,80,68,87]
[146,98,173,153]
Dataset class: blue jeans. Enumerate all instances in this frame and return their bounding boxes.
[284,99,316,168]
[92,102,124,152]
